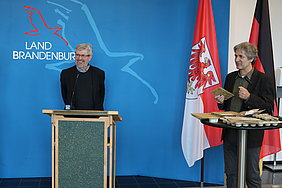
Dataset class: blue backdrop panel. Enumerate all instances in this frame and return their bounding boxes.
[0,0,229,184]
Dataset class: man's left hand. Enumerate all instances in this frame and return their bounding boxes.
[238,86,250,100]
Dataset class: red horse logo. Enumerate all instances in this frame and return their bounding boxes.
[23,5,68,46]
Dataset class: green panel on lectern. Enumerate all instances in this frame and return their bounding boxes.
[58,120,105,188]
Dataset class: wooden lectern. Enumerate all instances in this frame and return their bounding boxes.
[43,110,122,188]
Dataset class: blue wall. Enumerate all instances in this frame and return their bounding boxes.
[0,0,229,184]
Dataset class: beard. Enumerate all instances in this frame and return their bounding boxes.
[76,60,88,69]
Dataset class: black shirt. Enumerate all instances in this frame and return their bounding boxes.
[73,71,94,110]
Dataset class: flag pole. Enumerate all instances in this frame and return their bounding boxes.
[200,156,205,187]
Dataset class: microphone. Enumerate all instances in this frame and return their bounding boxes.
[69,73,80,110]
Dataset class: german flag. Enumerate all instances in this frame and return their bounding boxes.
[249,0,281,158]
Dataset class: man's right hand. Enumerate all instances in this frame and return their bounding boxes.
[215,95,224,104]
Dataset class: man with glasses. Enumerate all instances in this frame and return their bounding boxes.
[60,43,105,110]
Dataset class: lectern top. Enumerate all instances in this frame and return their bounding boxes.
[42,109,122,121]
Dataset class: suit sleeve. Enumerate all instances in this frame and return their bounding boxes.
[217,73,233,111]
[60,70,67,105]
[244,75,275,115]
[99,70,105,110]
[92,69,105,110]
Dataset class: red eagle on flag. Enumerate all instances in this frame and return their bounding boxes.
[187,37,219,97]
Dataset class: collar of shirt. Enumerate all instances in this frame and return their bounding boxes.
[236,67,254,84]
[76,64,90,73]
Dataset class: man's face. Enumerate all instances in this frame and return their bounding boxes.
[234,50,253,71]
[75,49,92,70]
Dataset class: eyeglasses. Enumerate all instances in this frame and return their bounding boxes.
[75,54,91,58]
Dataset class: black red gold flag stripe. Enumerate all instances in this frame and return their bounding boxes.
[249,0,281,158]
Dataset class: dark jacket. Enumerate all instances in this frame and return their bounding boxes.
[60,65,105,110]
[220,69,274,114]
[220,69,275,147]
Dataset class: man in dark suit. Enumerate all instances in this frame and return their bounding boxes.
[214,42,275,188]
[60,43,105,110]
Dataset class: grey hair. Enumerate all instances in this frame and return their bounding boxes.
[75,43,93,56]
[234,42,258,64]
